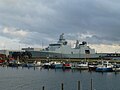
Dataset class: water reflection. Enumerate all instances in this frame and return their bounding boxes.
[0,67,120,90]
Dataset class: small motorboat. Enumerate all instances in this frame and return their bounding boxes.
[77,62,89,70]
[43,62,51,69]
[51,62,63,69]
[89,62,98,71]
[63,63,72,69]
[113,64,120,72]
[96,61,113,72]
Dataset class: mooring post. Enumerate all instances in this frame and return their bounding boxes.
[61,83,64,90]
[91,79,93,90]
[42,86,45,90]
[78,81,80,90]
[115,66,117,75]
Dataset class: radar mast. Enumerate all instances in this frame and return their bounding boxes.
[58,33,67,45]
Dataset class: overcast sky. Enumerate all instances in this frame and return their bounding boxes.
[0,0,120,52]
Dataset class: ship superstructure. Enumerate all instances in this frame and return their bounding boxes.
[23,33,100,59]
[44,33,95,55]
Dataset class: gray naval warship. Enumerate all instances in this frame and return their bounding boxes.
[26,33,105,59]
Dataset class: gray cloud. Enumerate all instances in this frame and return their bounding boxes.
[0,0,120,46]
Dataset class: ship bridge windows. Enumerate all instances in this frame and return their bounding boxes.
[49,44,61,46]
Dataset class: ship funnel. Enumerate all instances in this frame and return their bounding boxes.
[82,41,87,45]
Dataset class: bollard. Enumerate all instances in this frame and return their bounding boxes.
[78,81,80,90]
[42,86,45,90]
[61,83,64,90]
[90,79,93,90]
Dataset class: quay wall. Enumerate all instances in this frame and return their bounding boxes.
[25,58,120,63]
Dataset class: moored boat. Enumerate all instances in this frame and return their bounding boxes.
[113,64,120,72]
[51,62,63,69]
[96,61,113,72]
[51,63,63,69]
[77,62,89,70]
[22,63,35,68]
[63,63,72,69]
[34,61,41,67]
[43,62,51,69]
[89,62,98,71]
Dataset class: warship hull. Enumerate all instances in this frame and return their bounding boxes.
[29,51,104,59]
[22,34,115,59]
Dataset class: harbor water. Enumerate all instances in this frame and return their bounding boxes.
[0,67,120,90]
